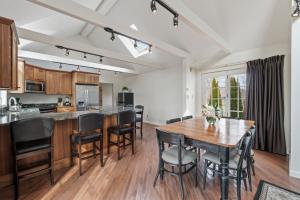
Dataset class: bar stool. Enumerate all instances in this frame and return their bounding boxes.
[135,105,144,139]
[107,110,135,160]
[71,113,104,175]
[11,117,55,200]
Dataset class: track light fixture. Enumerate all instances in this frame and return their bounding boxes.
[292,0,300,17]
[59,63,62,69]
[56,45,105,62]
[150,0,179,27]
[65,49,69,56]
[148,45,152,53]
[111,32,115,41]
[99,56,103,63]
[151,0,157,13]
[104,27,152,52]
[77,65,80,71]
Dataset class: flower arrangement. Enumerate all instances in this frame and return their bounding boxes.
[202,105,222,125]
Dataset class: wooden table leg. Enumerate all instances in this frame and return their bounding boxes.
[220,147,230,200]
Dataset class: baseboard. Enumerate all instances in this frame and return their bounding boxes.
[290,170,300,179]
[143,120,162,126]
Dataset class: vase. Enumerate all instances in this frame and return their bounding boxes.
[206,117,216,125]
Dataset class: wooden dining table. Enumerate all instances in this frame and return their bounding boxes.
[157,117,255,200]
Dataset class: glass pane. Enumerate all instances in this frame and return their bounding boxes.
[230,111,238,118]
[238,112,244,119]
[231,99,238,111]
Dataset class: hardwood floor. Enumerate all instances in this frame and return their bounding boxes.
[1,123,300,200]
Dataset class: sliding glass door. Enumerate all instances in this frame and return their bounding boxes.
[201,67,246,119]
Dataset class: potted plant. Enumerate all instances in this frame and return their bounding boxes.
[202,105,222,125]
[122,86,129,92]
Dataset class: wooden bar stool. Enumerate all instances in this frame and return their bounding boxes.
[71,113,104,175]
[11,117,55,200]
[135,105,144,139]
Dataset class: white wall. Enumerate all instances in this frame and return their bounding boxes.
[195,43,291,153]
[101,83,113,106]
[123,66,183,125]
[290,18,300,179]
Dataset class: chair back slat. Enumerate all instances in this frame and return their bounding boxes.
[11,118,55,143]
[118,110,135,126]
[166,118,181,124]
[156,129,184,146]
[78,113,104,133]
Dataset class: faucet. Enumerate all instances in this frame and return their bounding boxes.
[8,97,20,112]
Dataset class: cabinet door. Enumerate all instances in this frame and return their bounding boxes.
[24,65,34,81]
[60,72,72,95]
[0,23,12,88]
[10,60,24,93]
[45,71,57,94]
[11,29,18,90]
[76,72,86,83]
[33,68,46,82]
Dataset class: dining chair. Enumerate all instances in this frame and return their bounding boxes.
[182,115,193,121]
[107,110,135,160]
[166,118,181,124]
[11,117,55,199]
[202,132,252,200]
[71,113,104,175]
[153,129,198,200]
[135,105,144,139]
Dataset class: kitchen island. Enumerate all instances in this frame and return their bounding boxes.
[0,106,137,188]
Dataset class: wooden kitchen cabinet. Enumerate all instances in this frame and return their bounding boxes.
[0,16,19,89]
[24,64,46,82]
[57,106,75,113]
[10,59,25,93]
[46,70,72,95]
[72,71,99,85]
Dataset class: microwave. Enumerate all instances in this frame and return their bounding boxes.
[25,80,45,93]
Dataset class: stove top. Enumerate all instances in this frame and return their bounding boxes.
[22,103,57,113]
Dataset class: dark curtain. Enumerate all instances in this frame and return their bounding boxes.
[245,55,286,155]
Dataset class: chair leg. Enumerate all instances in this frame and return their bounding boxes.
[251,157,255,176]
[49,151,54,185]
[117,135,121,160]
[195,159,198,187]
[203,160,208,190]
[154,158,161,187]
[93,141,96,158]
[243,172,248,191]
[140,121,143,139]
[247,158,252,192]
[70,135,74,166]
[131,131,135,155]
[178,165,185,200]
[79,142,82,176]
[107,131,110,155]
[160,161,164,180]
[100,136,104,167]
[123,135,126,150]
[237,172,242,200]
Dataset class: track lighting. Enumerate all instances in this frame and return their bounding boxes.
[292,0,300,17]
[77,66,80,71]
[83,53,87,59]
[173,14,178,27]
[99,56,103,63]
[148,45,152,53]
[150,0,179,28]
[134,40,138,48]
[151,0,157,13]
[65,49,69,56]
[59,63,62,69]
[111,32,115,41]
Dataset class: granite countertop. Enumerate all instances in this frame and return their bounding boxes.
[0,106,138,125]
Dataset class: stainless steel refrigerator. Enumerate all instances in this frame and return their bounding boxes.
[76,84,100,111]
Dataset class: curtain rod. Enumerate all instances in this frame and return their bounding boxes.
[200,61,248,75]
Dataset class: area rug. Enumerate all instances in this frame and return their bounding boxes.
[254,180,300,200]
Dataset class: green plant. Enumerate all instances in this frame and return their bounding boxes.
[122,86,129,91]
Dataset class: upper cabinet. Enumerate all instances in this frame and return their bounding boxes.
[10,59,25,93]
[46,70,72,95]
[24,64,46,82]
[0,16,19,90]
[72,71,99,85]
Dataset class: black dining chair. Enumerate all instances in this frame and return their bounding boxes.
[135,105,144,139]
[11,117,55,199]
[166,118,181,124]
[71,113,104,175]
[202,132,252,200]
[107,110,135,160]
[182,115,193,121]
[153,129,198,200]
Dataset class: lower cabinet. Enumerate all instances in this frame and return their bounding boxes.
[46,71,72,95]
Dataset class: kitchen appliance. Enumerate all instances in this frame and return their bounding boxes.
[118,92,134,107]
[8,97,21,112]
[75,84,99,111]
[25,80,45,93]
[63,97,71,106]
[22,104,57,113]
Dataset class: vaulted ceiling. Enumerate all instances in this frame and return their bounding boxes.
[0,0,291,73]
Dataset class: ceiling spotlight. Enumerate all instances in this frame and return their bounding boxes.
[292,0,300,17]
[151,0,157,13]
[173,14,178,27]
[77,65,80,71]
[83,53,87,59]
[59,63,62,69]
[111,32,115,41]
[99,56,103,63]
[134,40,138,48]
[65,49,69,56]
[148,45,152,53]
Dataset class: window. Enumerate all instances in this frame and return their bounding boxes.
[201,67,246,119]
[0,90,7,107]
